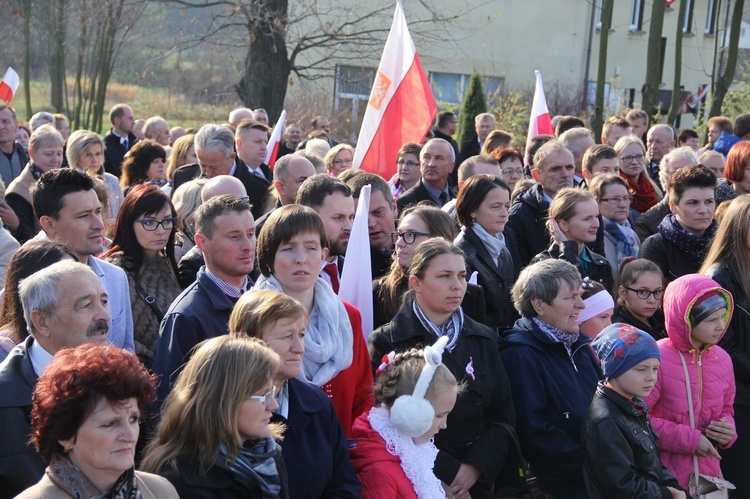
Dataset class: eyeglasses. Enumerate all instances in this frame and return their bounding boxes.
[240,196,250,204]
[332,158,353,166]
[599,196,632,206]
[248,386,277,405]
[397,160,420,168]
[391,230,432,245]
[623,286,664,300]
[502,167,524,177]
[620,154,645,164]
[134,217,177,231]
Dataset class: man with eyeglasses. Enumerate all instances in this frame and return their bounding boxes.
[154,195,256,403]
[28,168,134,351]
[508,140,576,266]
[646,124,676,186]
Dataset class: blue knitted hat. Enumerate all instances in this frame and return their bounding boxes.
[591,323,660,379]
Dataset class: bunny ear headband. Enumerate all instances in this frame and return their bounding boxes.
[389,336,450,437]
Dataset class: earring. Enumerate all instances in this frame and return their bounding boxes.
[63,443,72,453]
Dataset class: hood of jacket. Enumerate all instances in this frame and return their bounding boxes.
[348,411,401,472]
[514,183,549,214]
[663,274,734,353]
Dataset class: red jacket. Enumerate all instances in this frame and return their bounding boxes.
[322,301,374,436]
[349,412,418,499]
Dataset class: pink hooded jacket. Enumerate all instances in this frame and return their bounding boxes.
[644,274,737,489]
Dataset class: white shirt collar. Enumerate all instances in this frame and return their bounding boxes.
[29,340,54,377]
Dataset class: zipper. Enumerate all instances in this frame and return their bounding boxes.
[695,350,703,418]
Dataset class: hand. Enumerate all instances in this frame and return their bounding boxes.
[707,418,735,446]
[450,463,480,499]
[547,218,568,245]
[0,203,19,231]
[667,486,686,499]
[696,434,721,459]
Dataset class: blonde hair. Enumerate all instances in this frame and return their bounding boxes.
[140,336,281,475]
[167,133,196,181]
[229,289,308,341]
[614,135,663,197]
[700,195,750,295]
[66,130,104,170]
[547,187,596,236]
[324,143,355,173]
[374,348,457,408]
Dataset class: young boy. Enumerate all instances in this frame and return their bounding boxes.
[583,323,685,499]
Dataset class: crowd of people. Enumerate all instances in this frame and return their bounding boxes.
[0,100,749,498]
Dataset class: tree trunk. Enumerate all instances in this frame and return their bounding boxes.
[642,0,666,119]
[667,0,688,125]
[48,0,68,112]
[592,0,613,143]
[236,0,291,123]
[22,0,32,119]
[709,0,745,118]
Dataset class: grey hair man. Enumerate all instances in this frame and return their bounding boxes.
[28,112,55,132]
[228,107,254,127]
[0,260,110,497]
[397,138,457,211]
[646,124,676,184]
[559,127,595,184]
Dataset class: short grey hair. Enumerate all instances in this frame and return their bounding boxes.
[511,259,582,317]
[559,127,594,158]
[533,139,570,171]
[195,124,235,159]
[29,111,55,131]
[421,138,455,163]
[273,154,294,181]
[660,146,699,189]
[66,129,105,168]
[19,261,94,337]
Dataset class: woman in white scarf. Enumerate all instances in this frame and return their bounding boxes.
[254,204,373,434]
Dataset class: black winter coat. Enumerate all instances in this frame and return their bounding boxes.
[612,307,667,341]
[454,225,521,330]
[368,300,516,493]
[639,232,702,282]
[532,241,615,293]
[705,262,750,407]
[506,184,550,266]
[583,384,682,499]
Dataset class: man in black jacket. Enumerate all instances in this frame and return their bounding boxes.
[103,104,137,178]
[458,112,495,164]
[432,111,460,183]
[397,138,457,211]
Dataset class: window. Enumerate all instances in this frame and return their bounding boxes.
[333,65,376,119]
[683,0,695,34]
[596,0,603,30]
[630,0,645,31]
[705,0,717,35]
[429,73,505,104]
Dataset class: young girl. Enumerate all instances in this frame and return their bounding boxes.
[578,279,615,340]
[350,337,459,498]
[584,323,685,498]
[614,258,666,340]
[644,274,737,491]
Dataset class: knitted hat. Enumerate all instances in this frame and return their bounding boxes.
[689,291,729,328]
[591,323,660,380]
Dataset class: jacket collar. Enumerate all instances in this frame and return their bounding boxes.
[597,382,649,417]
[501,316,591,353]
[459,226,504,279]
[387,299,493,345]
[0,336,38,408]
[195,266,244,311]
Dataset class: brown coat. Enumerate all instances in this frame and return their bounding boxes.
[14,471,179,499]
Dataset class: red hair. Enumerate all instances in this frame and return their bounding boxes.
[491,146,524,165]
[725,141,750,182]
[31,343,156,462]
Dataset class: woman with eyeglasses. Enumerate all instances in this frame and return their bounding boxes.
[102,184,181,368]
[454,175,521,331]
[374,202,486,329]
[589,174,640,279]
[615,135,661,214]
[613,258,666,340]
[324,143,355,177]
[491,146,525,193]
[388,143,422,200]
[142,336,289,498]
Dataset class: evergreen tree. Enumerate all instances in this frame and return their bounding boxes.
[457,71,488,146]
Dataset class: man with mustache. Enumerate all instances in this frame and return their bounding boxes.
[397,138,457,211]
[296,174,355,293]
[0,260,111,496]
[29,168,133,351]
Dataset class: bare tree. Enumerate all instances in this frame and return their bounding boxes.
[709,0,746,118]
[667,0,688,125]
[641,0,666,119]
[592,0,613,142]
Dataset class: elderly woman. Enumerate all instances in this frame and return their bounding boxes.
[491,146,524,193]
[454,174,521,331]
[120,140,168,195]
[17,343,177,498]
[499,259,603,499]
[324,143,355,177]
[615,135,661,214]
[369,238,515,498]
[255,204,373,435]
[388,142,421,200]
[229,289,361,498]
[142,336,288,498]
[3,124,63,243]
[67,129,124,220]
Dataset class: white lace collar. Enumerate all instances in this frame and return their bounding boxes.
[368,406,445,498]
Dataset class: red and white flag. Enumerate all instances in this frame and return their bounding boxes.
[525,70,554,162]
[265,109,286,168]
[0,68,19,106]
[352,0,436,179]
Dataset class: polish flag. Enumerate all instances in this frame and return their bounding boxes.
[525,70,555,162]
[0,68,19,106]
[265,109,286,168]
[352,0,436,179]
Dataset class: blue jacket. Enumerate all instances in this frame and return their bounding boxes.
[271,378,361,498]
[153,267,241,402]
[499,317,602,499]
